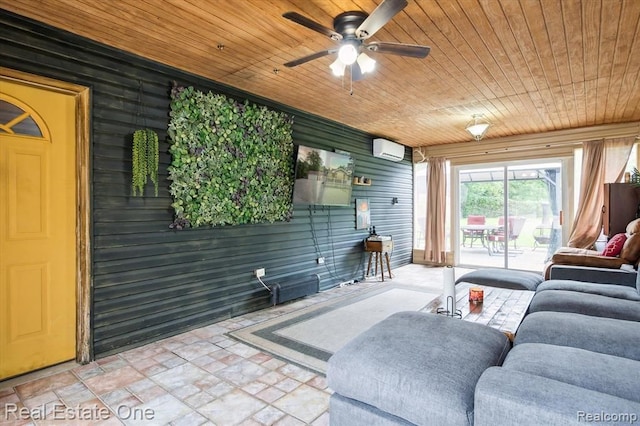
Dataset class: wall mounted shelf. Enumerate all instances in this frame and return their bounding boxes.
[353,177,372,186]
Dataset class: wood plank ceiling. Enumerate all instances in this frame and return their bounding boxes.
[4,0,640,147]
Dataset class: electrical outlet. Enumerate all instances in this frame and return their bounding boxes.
[254,268,265,278]
[317,257,325,264]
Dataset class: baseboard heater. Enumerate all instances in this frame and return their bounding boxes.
[269,274,320,305]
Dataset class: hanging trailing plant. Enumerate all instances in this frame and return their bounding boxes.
[132,128,159,196]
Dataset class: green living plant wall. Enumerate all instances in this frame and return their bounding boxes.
[167,84,294,228]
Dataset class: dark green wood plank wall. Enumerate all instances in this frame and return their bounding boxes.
[0,10,413,357]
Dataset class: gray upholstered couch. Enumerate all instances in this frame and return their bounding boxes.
[327,270,640,425]
[527,264,640,322]
[547,263,638,287]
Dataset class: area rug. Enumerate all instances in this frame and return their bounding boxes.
[228,284,439,374]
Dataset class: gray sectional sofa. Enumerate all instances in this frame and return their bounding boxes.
[327,269,640,425]
[547,263,638,287]
[528,264,640,322]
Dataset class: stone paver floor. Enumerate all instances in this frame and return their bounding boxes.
[0,264,451,425]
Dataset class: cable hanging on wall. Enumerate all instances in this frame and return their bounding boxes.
[308,205,365,285]
[131,79,159,197]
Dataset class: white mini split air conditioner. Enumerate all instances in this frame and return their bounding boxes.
[373,138,405,162]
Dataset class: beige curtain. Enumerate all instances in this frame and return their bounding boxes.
[568,137,635,248]
[424,157,446,264]
[604,137,635,182]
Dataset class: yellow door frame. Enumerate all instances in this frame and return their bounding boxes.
[1,67,91,364]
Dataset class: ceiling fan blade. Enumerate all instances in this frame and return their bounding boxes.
[283,12,342,40]
[356,0,408,39]
[284,49,336,67]
[365,41,431,58]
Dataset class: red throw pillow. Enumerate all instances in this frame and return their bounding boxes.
[602,233,627,257]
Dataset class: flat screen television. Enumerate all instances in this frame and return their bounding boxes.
[292,145,355,207]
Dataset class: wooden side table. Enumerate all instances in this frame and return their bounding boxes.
[364,239,393,281]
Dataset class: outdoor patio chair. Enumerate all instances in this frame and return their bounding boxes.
[533,225,552,250]
[487,216,526,255]
[462,215,486,248]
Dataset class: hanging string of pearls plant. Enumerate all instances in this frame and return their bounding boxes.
[132,128,159,196]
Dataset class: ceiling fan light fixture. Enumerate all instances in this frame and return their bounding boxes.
[465,114,491,141]
[338,43,359,65]
[329,58,346,76]
[356,52,376,73]
[282,2,431,75]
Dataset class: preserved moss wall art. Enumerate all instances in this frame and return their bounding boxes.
[167,84,294,227]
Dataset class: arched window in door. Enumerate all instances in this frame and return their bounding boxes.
[0,97,49,139]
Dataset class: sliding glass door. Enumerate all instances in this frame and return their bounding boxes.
[457,161,564,271]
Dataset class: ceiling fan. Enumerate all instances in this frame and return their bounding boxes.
[282,0,430,80]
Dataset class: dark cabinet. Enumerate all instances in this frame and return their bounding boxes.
[602,183,640,238]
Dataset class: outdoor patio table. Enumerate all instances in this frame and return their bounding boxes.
[460,224,500,248]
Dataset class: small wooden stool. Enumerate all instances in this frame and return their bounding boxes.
[364,239,393,281]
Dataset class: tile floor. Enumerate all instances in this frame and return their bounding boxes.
[0,264,459,425]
